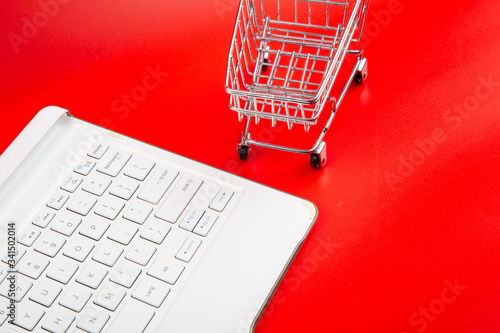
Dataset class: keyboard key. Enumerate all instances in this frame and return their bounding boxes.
[140,219,171,244]
[123,201,152,225]
[18,225,41,246]
[176,236,202,263]
[50,212,82,236]
[107,300,155,333]
[124,157,155,181]
[29,280,62,307]
[59,285,92,312]
[34,233,66,258]
[147,257,184,285]
[97,149,132,177]
[83,173,112,196]
[66,192,98,216]
[193,212,218,237]
[76,263,108,289]
[94,197,125,220]
[0,267,8,284]
[0,299,8,325]
[155,175,203,223]
[17,252,50,279]
[41,308,75,333]
[109,262,141,288]
[179,208,204,232]
[63,237,95,262]
[88,143,109,159]
[209,188,234,212]
[79,217,110,241]
[47,191,70,210]
[13,302,45,331]
[107,222,138,246]
[94,283,126,311]
[93,241,123,267]
[125,240,157,266]
[77,307,110,333]
[137,166,178,204]
[132,277,170,308]
[74,159,96,176]
[60,173,83,193]
[0,275,32,302]
[33,209,56,228]
[46,258,79,284]
[109,178,139,200]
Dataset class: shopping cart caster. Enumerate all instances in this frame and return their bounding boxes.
[238,145,250,161]
[310,142,327,169]
[237,132,251,161]
[353,57,368,84]
[262,46,270,71]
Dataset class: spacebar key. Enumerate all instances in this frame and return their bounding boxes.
[155,175,203,223]
[107,301,155,333]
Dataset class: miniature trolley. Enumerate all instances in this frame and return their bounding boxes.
[225,0,369,168]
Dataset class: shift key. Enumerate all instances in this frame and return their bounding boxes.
[155,175,203,223]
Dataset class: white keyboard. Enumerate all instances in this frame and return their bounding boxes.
[0,142,236,332]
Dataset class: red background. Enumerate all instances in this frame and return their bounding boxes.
[1,0,499,332]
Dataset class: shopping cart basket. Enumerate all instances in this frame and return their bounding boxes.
[225,0,369,168]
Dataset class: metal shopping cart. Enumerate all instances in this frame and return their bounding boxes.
[225,0,369,168]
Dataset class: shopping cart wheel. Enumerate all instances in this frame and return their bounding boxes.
[310,154,322,169]
[238,145,250,161]
[310,142,327,169]
[262,46,270,71]
[354,58,368,84]
[262,59,269,72]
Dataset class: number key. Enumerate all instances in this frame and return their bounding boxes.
[17,252,49,279]
[34,233,66,257]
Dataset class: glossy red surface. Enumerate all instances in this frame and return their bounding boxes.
[1,0,499,332]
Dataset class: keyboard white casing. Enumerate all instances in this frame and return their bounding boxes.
[0,106,317,333]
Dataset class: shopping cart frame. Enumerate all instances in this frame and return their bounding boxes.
[225,0,369,168]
